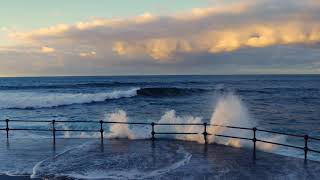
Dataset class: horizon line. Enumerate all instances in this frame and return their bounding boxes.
[0,73,320,78]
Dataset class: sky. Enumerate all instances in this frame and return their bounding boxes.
[0,0,320,76]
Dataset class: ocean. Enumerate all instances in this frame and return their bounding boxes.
[0,75,320,177]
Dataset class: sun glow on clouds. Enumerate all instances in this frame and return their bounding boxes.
[79,51,96,57]
[11,24,70,40]
[41,46,55,53]
[8,0,320,61]
[112,23,320,60]
[1,0,320,74]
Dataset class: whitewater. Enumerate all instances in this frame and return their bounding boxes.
[0,88,139,109]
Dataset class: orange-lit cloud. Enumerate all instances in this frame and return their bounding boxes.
[11,24,70,41]
[6,0,320,62]
[111,22,320,60]
[79,51,96,57]
[1,0,320,76]
[41,46,55,53]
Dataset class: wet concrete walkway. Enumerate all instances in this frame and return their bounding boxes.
[0,138,320,179]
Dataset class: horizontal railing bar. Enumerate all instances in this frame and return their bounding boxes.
[9,128,51,131]
[103,121,150,125]
[256,139,304,150]
[213,134,252,141]
[257,128,305,138]
[309,149,320,154]
[1,120,52,123]
[2,119,320,144]
[155,132,200,135]
[55,129,98,132]
[55,120,98,123]
[309,137,320,141]
[210,124,253,130]
[155,123,203,126]
[1,120,150,124]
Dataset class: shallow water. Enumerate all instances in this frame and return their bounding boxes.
[1,138,320,179]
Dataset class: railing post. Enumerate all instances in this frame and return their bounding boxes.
[100,120,104,143]
[5,119,9,139]
[52,120,56,145]
[304,135,309,160]
[253,127,257,160]
[203,122,208,144]
[151,122,155,141]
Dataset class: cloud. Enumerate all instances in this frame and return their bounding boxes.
[112,39,193,60]
[41,46,55,53]
[10,24,70,41]
[79,51,96,57]
[7,0,320,61]
[111,22,320,60]
[1,0,320,75]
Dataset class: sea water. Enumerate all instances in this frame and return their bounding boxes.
[0,75,319,177]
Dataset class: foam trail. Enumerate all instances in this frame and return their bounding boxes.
[31,141,191,179]
[0,88,139,109]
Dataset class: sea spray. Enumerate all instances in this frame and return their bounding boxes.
[107,110,135,139]
[154,92,256,146]
[207,92,287,151]
[106,110,151,139]
[208,92,256,147]
[103,92,285,152]
[156,110,204,143]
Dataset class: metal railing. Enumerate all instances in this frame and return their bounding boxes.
[1,119,320,160]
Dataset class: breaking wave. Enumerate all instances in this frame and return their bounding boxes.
[0,87,209,109]
[0,88,139,109]
[0,81,207,90]
[0,82,141,90]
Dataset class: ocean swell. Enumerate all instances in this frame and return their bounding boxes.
[137,87,207,97]
[0,87,209,109]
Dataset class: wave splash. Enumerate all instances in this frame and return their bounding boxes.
[106,92,285,152]
[0,88,139,109]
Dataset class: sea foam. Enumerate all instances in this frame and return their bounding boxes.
[31,141,191,179]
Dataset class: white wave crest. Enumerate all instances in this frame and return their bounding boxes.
[0,88,139,109]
